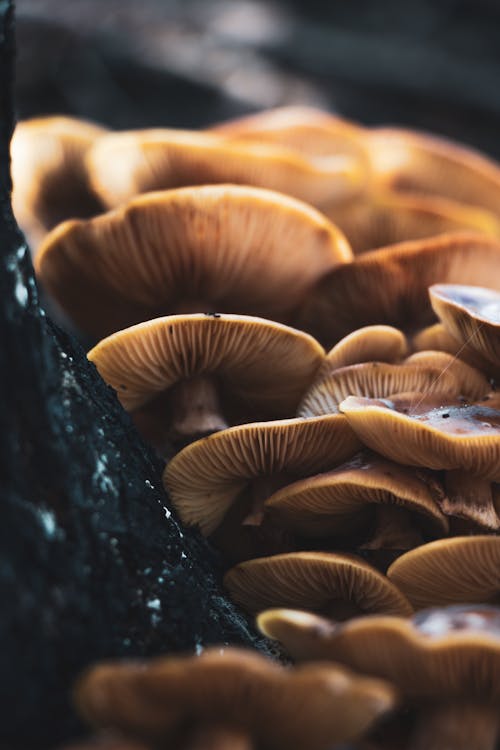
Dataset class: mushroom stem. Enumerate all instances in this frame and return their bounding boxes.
[323,599,364,621]
[187,724,254,750]
[443,470,500,530]
[170,376,229,443]
[243,475,292,526]
[410,703,499,750]
[361,504,424,550]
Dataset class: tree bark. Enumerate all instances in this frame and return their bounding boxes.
[0,5,269,748]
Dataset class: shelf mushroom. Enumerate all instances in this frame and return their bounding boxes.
[85,127,367,210]
[295,232,500,348]
[11,115,106,250]
[224,551,412,619]
[258,604,500,750]
[339,392,500,529]
[88,313,325,448]
[36,184,351,338]
[387,536,500,610]
[74,648,397,750]
[163,414,360,561]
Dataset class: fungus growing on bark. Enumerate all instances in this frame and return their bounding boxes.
[36,184,351,338]
[74,648,397,750]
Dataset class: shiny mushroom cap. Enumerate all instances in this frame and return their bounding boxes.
[224,551,412,618]
[296,232,500,348]
[74,647,397,750]
[36,184,351,338]
[164,415,360,536]
[11,115,106,249]
[86,128,366,210]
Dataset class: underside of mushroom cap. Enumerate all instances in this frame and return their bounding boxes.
[387,537,500,610]
[36,184,352,338]
[296,232,500,348]
[164,415,360,535]
[86,128,367,210]
[402,351,490,400]
[339,393,500,480]
[412,323,497,376]
[224,551,413,617]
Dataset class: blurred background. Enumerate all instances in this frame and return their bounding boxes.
[14,0,500,158]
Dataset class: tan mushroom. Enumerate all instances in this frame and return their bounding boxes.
[11,115,105,250]
[88,313,324,448]
[321,325,408,374]
[74,647,397,750]
[36,184,351,338]
[411,322,496,376]
[86,128,366,210]
[257,604,500,750]
[402,350,490,400]
[296,232,500,348]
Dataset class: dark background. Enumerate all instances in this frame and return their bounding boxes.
[14,0,500,159]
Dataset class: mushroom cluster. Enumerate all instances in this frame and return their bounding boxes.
[13,104,500,748]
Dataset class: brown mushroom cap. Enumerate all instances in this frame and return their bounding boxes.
[74,647,397,750]
[296,232,500,348]
[298,362,459,417]
[325,190,500,255]
[430,284,500,372]
[402,351,490,400]
[86,128,366,210]
[339,393,500,480]
[387,537,500,610]
[265,453,448,540]
[323,325,408,373]
[36,184,351,338]
[368,128,500,218]
[88,313,324,415]
[224,551,412,618]
[412,323,496,375]
[163,415,360,535]
[11,115,106,249]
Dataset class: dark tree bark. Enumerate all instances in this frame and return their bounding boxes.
[0,5,268,747]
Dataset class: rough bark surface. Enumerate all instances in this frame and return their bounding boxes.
[0,5,268,747]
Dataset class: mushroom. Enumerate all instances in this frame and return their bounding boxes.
[339,392,500,528]
[368,126,500,218]
[74,647,397,750]
[402,350,490,400]
[430,283,500,374]
[411,323,496,376]
[224,551,412,619]
[295,232,500,348]
[88,313,325,448]
[11,115,106,250]
[321,325,408,374]
[387,536,500,610]
[257,604,500,750]
[85,128,367,210]
[264,452,448,552]
[163,414,360,560]
[36,184,351,338]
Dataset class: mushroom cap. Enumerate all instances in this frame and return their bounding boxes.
[257,604,500,701]
[430,283,500,371]
[323,325,407,373]
[265,453,448,539]
[387,536,500,610]
[74,647,397,750]
[339,393,500,480]
[223,551,413,617]
[163,415,360,535]
[325,190,500,255]
[298,362,459,417]
[402,351,490,400]
[411,322,496,376]
[88,313,324,415]
[36,184,351,338]
[296,232,500,348]
[86,128,367,210]
[368,128,500,216]
[11,115,105,248]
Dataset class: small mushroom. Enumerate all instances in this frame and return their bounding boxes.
[224,551,412,619]
[88,313,324,448]
[387,536,500,610]
[86,128,366,210]
[74,647,397,750]
[257,604,500,750]
[321,325,408,374]
[412,322,496,376]
[402,350,490,400]
[11,115,106,250]
[264,452,448,551]
[296,232,500,348]
[36,184,351,338]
